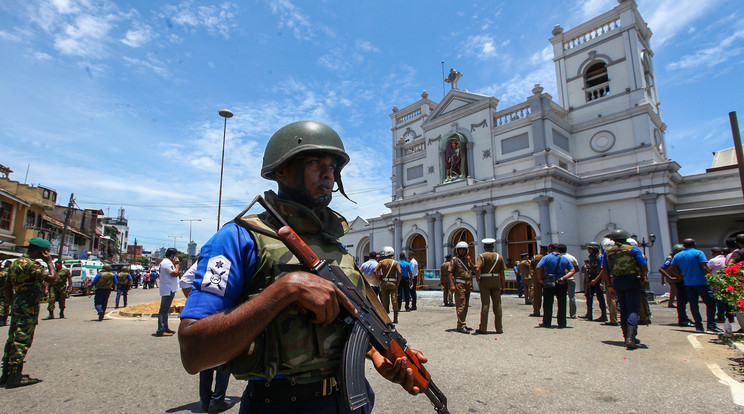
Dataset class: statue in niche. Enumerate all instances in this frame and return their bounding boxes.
[443,136,466,183]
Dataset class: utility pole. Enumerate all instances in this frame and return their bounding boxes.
[58,193,75,259]
[729,111,744,200]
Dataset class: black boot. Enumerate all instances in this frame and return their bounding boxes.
[0,315,6,327]
[6,365,41,388]
[98,312,104,321]
[59,309,65,319]
[393,311,399,324]
[43,312,54,320]
[596,310,607,322]
[0,364,7,386]
[625,326,638,349]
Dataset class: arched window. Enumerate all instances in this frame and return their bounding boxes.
[409,234,427,271]
[506,222,537,266]
[584,62,610,102]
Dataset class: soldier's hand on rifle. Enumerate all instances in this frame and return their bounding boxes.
[281,271,357,327]
[368,347,428,395]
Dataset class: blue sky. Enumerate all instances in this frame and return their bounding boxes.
[1,0,742,253]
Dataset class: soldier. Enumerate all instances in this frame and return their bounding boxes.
[0,261,11,326]
[474,239,507,334]
[375,246,402,323]
[115,266,133,309]
[627,238,652,325]
[583,242,607,322]
[44,260,72,320]
[517,253,532,305]
[529,246,547,317]
[178,121,424,412]
[449,241,475,333]
[601,238,619,326]
[440,254,454,306]
[90,264,117,321]
[598,229,648,349]
[1,237,57,388]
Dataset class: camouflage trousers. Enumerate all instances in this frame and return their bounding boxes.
[0,292,8,318]
[47,287,67,313]
[2,313,39,367]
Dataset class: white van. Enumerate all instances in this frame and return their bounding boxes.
[64,260,103,295]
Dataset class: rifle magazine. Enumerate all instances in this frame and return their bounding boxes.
[340,321,371,411]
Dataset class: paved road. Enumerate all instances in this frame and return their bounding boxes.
[0,287,742,413]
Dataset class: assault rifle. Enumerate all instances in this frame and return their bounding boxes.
[236,195,449,414]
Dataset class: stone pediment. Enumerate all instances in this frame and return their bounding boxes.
[423,89,497,130]
[348,216,369,231]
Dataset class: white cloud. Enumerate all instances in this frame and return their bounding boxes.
[458,34,498,59]
[268,0,315,40]
[34,51,53,60]
[54,13,114,57]
[121,23,154,47]
[667,29,744,71]
[0,30,22,42]
[355,39,379,53]
[638,0,720,47]
[122,55,168,78]
[160,1,237,38]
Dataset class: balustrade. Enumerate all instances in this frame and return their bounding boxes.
[585,81,610,102]
[494,104,531,127]
[563,18,621,50]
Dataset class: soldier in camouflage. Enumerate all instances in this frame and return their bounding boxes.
[598,229,648,350]
[44,260,72,320]
[1,237,57,388]
[91,264,117,321]
[115,266,132,309]
[178,121,425,413]
[0,260,10,326]
[582,242,607,322]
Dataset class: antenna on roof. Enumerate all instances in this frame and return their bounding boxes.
[441,61,445,99]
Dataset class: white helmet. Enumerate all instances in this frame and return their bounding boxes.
[626,238,638,247]
[455,241,469,250]
[381,246,394,258]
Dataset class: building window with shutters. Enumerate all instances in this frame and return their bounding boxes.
[0,202,12,231]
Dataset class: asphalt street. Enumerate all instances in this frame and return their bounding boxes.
[0,287,742,413]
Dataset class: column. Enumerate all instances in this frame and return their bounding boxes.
[668,215,679,245]
[393,218,402,258]
[425,214,436,270]
[472,206,486,248]
[369,231,374,254]
[434,212,444,265]
[485,205,496,239]
[641,193,665,291]
[533,195,553,245]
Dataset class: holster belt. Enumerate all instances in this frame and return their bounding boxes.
[249,377,339,405]
[383,278,397,283]
[480,273,496,277]
[455,278,471,284]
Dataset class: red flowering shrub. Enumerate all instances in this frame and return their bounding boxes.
[708,262,744,311]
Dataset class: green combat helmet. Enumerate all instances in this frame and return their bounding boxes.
[260,120,353,206]
[609,229,631,242]
[102,264,112,271]
[587,242,600,251]
[671,244,684,255]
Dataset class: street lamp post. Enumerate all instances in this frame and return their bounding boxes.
[167,235,183,250]
[180,219,201,245]
[632,233,656,256]
[217,109,234,231]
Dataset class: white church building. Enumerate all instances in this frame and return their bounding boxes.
[341,0,743,293]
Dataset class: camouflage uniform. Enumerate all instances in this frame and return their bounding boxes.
[2,255,47,370]
[93,271,116,320]
[376,258,401,320]
[115,271,131,308]
[517,258,532,305]
[0,267,9,325]
[450,254,475,330]
[604,242,645,340]
[584,253,607,321]
[47,267,71,317]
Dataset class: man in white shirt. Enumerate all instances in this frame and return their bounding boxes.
[155,248,180,337]
[408,252,419,311]
[558,244,580,318]
[360,251,380,297]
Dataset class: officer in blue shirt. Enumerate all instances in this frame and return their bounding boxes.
[669,238,719,333]
[536,243,576,328]
[397,253,413,312]
[177,121,425,414]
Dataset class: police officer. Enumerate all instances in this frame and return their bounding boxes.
[1,237,57,388]
[583,242,607,322]
[517,253,532,305]
[91,264,117,321]
[598,229,648,349]
[440,254,454,306]
[474,238,507,334]
[115,266,133,309]
[659,244,692,326]
[376,246,402,323]
[177,121,424,412]
[530,246,547,317]
[44,260,72,320]
[449,241,475,333]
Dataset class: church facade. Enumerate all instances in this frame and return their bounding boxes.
[341,0,743,293]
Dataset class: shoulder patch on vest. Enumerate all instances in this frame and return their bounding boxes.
[201,255,230,296]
